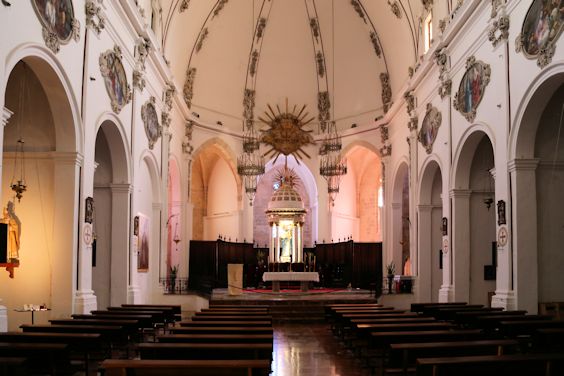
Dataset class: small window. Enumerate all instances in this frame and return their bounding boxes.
[424,12,433,53]
[378,186,384,208]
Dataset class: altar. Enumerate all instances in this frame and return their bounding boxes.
[263,271,319,292]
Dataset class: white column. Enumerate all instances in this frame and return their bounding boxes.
[292,224,297,264]
[0,108,13,331]
[417,205,433,302]
[110,184,131,306]
[506,159,539,313]
[450,189,471,303]
[268,223,274,264]
[275,224,280,263]
[391,202,402,268]
[297,223,302,263]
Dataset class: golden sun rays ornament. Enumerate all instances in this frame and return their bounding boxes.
[259,99,315,162]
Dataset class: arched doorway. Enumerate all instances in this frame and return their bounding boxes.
[92,119,130,308]
[452,130,496,305]
[166,157,182,282]
[418,160,443,302]
[391,161,409,274]
[333,145,382,242]
[511,71,564,313]
[1,55,79,328]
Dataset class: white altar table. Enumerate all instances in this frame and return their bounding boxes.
[262,272,319,292]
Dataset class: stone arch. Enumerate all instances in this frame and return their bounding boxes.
[390,159,409,275]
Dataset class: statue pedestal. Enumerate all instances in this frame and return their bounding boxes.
[0,299,7,332]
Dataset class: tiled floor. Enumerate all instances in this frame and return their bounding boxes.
[271,323,370,376]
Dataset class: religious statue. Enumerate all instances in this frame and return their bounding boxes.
[2,201,21,264]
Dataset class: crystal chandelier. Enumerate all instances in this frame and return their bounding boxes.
[237,123,265,206]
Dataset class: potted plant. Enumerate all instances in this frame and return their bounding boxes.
[385,261,395,294]
[169,265,178,294]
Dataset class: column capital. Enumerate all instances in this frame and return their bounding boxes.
[508,158,539,173]
[449,189,472,198]
[417,204,436,212]
[2,107,13,127]
[391,202,402,209]
[110,183,132,194]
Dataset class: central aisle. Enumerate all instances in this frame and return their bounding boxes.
[271,323,369,376]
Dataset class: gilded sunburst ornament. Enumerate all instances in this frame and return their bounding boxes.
[259,100,315,162]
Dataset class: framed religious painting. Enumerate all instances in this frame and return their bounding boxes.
[137,213,150,272]
[85,197,94,224]
[99,46,132,114]
[141,97,161,149]
[453,56,491,122]
[417,103,442,154]
[516,0,564,67]
[31,0,80,53]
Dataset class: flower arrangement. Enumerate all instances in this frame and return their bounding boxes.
[386,261,396,276]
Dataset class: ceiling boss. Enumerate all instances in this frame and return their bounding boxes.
[258,99,315,163]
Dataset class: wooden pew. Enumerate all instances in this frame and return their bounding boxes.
[72,313,153,330]
[0,342,72,375]
[122,304,181,315]
[179,320,272,328]
[454,310,527,326]
[208,304,267,309]
[138,342,273,360]
[535,328,564,352]
[475,314,551,330]
[156,333,273,344]
[386,339,520,375]
[202,307,269,312]
[195,311,270,317]
[416,353,564,376]
[499,319,564,336]
[411,302,468,313]
[170,326,273,335]
[431,307,503,321]
[0,357,28,376]
[101,359,271,376]
[190,315,272,322]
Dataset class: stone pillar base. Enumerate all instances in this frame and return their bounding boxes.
[491,290,516,311]
[127,285,141,304]
[73,290,97,314]
[438,285,454,302]
[0,299,7,332]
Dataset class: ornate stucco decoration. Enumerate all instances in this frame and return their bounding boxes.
[316,51,325,77]
[380,126,389,144]
[86,0,105,35]
[387,0,402,19]
[439,79,452,99]
[183,67,196,108]
[195,27,208,53]
[32,0,81,54]
[488,15,509,47]
[243,89,256,122]
[141,97,161,150]
[434,48,451,99]
[408,116,418,132]
[404,90,416,116]
[370,31,382,58]
[250,50,259,77]
[212,0,229,19]
[99,45,132,114]
[418,103,442,154]
[135,37,151,71]
[179,0,190,12]
[453,56,491,122]
[490,0,504,19]
[256,18,267,41]
[182,120,194,155]
[164,81,176,112]
[258,103,315,161]
[380,73,392,113]
[310,18,320,42]
[317,91,331,132]
[351,0,367,24]
[422,0,433,12]
[380,144,392,157]
[434,48,448,73]
[133,70,145,91]
[439,18,448,34]
[515,0,564,68]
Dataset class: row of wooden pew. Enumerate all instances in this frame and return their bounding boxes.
[101,304,273,376]
[0,303,180,375]
[326,301,564,375]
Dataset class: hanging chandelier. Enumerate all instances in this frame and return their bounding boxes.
[237,124,265,206]
[319,121,346,204]
[10,138,27,202]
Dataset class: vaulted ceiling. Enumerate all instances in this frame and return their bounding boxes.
[159,0,428,132]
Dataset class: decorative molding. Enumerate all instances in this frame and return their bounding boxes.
[404,90,416,116]
[434,48,448,74]
[418,103,442,154]
[141,97,161,150]
[212,0,229,19]
[380,73,392,113]
[195,27,208,53]
[316,51,325,78]
[350,0,367,24]
[439,78,452,99]
[453,56,491,122]
[309,18,320,42]
[387,0,402,19]
[370,31,382,58]
[490,0,504,19]
[408,116,418,132]
[179,0,190,13]
[132,70,145,91]
[317,91,331,131]
[488,15,509,47]
[182,120,195,155]
[422,0,433,12]
[380,144,392,156]
[99,45,131,114]
[183,67,196,108]
[32,0,81,54]
[380,126,389,143]
[164,81,176,112]
[85,0,105,35]
[135,37,151,71]
[250,50,259,77]
[243,89,256,121]
[42,29,61,54]
[439,17,448,33]
[256,18,267,41]
[434,48,451,99]
[2,107,14,127]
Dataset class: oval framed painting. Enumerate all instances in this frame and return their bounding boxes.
[454,56,491,123]
[99,46,131,114]
[418,103,442,154]
[31,0,76,42]
[519,0,564,58]
[141,97,161,150]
